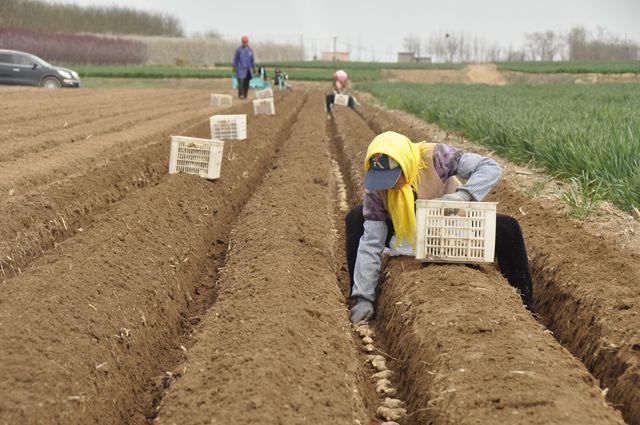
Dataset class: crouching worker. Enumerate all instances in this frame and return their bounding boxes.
[326,69,357,112]
[274,67,291,90]
[347,131,533,323]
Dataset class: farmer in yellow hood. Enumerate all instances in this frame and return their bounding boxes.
[347,131,533,323]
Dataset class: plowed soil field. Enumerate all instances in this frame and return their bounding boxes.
[1,85,638,425]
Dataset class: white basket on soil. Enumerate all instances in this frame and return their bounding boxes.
[169,136,224,180]
[209,114,247,140]
[415,200,497,264]
[334,94,350,106]
[210,94,233,108]
[255,87,273,99]
[253,98,275,115]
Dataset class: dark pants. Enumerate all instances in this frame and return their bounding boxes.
[345,205,533,309]
[325,94,356,111]
[238,73,252,98]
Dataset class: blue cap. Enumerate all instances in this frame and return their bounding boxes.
[364,153,402,190]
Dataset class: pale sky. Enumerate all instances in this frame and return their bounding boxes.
[61,0,640,61]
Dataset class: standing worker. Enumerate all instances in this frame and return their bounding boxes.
[347,131,533,323]
[232,35,256,99]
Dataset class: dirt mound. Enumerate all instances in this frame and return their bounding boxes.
[384,68,471,84]
[467,63,507,85]
[385,64,507,86]
[380,260,625,425]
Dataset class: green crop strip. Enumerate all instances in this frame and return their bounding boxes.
[498,60,640,74]
[72,65,382,81]
[360,82,640,212]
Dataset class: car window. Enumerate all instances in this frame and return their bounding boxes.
[28,54,52,68]
[0,53,13,64]
[12,54,35,66]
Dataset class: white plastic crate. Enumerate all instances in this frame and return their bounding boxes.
[169,136,224,180]
[209,114,247,140]
[210,93,233,108]
[334,94,350,106]
[253,98,275,115]
[415,200,497,264]
[255,87,273,99]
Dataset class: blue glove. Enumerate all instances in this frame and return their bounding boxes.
[350,298,374,324]
[439,190,472,202]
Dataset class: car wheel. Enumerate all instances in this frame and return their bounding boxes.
[41,77,61,89]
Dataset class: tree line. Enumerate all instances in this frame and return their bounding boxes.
[0,0,183,37]
[403,26,640,62]
[0,27,147,64]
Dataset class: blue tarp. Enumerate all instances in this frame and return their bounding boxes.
[232,76,272,90]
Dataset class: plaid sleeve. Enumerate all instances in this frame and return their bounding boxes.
[432,143,463,183]
[362,189,388,221]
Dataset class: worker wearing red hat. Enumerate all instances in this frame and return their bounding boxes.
[232,35,256,99]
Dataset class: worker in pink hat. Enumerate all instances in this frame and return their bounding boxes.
[232,35,256,99]
[326,69,357,113]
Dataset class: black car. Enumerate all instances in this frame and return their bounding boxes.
[0,49,81,88]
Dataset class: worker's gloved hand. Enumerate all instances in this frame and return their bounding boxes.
[438,191,472,216]
[439,190,472,202]
[350,298,374,324]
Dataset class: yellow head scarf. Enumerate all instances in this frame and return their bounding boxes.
[364,131,429,247]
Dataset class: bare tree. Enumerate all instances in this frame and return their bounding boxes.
[486,43,503,62]
[425,32,445,62]
[525,30,561,60]
[402,34,421,57]
[443,33,460,62]
[567,26,639,60]
[505,45,526,61]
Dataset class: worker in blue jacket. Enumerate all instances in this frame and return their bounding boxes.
[232,35,256,99]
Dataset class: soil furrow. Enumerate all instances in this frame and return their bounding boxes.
[326,114,410,423]
[0,103,229,278]
[0,92,204,151]
[0,105,212,195]
[0,88,160,116]
[155,93,369,425]
[331,105,626,424]
[0,88,101,111]
[0,93,289,279]
[0,90,177,128]
[0,90,146,128]
[0,92,305,425]
[355,103,640,425]
[0,94,211,161]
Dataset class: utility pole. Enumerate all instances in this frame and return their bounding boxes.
[333,36,337,61]
[300,34,304,60]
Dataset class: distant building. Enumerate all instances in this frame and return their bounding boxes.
[397,52,415,63]
[397,52,432,63]
[321,51,350,62]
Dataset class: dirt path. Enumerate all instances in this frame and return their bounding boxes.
[355,103,640,425]
[467,63,507,85]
